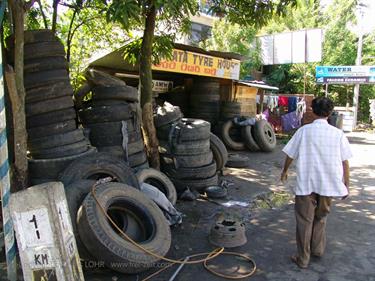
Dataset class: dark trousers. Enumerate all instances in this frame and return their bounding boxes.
[295,193,332,266]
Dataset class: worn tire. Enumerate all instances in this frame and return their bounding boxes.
[26,95,73,117]
[90,130,142,147]
[154,106,182,128]
[171,174,219,193]
[26,108,76,128]
[91,85,139,102]
[221,120,246,151]
[128,151,148,167]
[98,142,144,157]
[86,121,137,137]
[24,56,68,73]
[162,161,216,180]
[136,168,177,205]
[159,139,210,155]
[77,182,171,273]
[27,119,76,139]
[252,120,276,152]
[157,118,210,142]
[25,81,73,104]
[21,41,66,61]
[85,68,126,87]
[24,69,69,89]
[64,180,96,260]
[79,104,137,124]
[226,153,249,168]
[210,133,228,171]
[30,140,91,159]
[241,126,260,152]
[59,152,140,189]
[160,150,213,168]
[28,129,85,151]
[7,29,59,47]
[28,147,97,179]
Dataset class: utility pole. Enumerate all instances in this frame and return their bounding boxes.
[353,2,366,130]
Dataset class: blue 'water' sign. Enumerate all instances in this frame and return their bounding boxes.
[316,66,375,84]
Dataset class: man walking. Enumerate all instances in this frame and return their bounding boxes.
[281,97,352,269]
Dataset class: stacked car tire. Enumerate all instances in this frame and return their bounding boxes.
[78,73,149,171]
[7,29,95,184]
[189,79,221,126]
[155,104,219,193]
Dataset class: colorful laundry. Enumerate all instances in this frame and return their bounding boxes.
[281,111,301,132]
[278,96,288,106]
[288,96,298,113]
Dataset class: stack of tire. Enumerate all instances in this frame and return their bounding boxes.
[189,79,220,126]
[221,101,242,120]
[57,152,171,274]
[7,29,95,184]
[154,103,219,193]
[221,119,277,153]
[78,70,149,171]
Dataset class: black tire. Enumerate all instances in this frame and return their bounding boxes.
[25,81,73,104]
[86,121,137,137]
[252,120,277,152]
[190,94,220,102]
[226,153,249,168]
[26,108,76,128]
[162,161,217,180]
[191,80,220,101]
[210,133,228,171]
[85,68,126,87]
[59,152,140,189]
[24,56,69,73]
[28,129,85,151]
[30,140,91,159]
[26,95,73,117]
[171,173,219,193]
[159,139,210,155]
[128,151,148,167]
[132,161,150,173]
[160,150,213,168]
[77,182,171,274]
[241,126,260,152]
[154,105,182,128]
[92,85,139,102]
[78,104,137,124]
[24,69,69,89]
[28,147,97,179]
[136,168,177,205]
[157,118,210,142]
[221,120,246,151]
[64,180,96,260]
[7,29,59,46]
[22,41,65,61]
[27,119,76,139]
[98,141,144,157]
[90,130,142,147]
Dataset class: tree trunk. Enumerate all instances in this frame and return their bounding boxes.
[51,0,60,34]
[139,4,159,169]
[8,0,28,189]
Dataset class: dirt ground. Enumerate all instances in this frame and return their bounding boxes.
[1,131,374,281]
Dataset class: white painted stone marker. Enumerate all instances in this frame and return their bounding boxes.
[9,182,85,281]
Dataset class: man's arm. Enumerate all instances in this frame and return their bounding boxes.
[281,155,294,183]
[342,160,350,195]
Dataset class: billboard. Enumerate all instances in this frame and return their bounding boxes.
[258,29,323,65]
[315,66,375,84]
[153,49,240,80]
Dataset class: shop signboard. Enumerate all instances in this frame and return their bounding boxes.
[152,49,240,80]
[315,66,375,84]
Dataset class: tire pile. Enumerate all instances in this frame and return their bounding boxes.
[7,30,96,184]
[189,80,220,126]
[155,103,222,193]
[78,69,149,171]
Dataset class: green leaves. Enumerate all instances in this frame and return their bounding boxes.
[106,0,142,30]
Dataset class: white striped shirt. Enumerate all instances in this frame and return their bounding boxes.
[283,119,352,196]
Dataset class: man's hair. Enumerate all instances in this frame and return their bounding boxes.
[312,97,334,117]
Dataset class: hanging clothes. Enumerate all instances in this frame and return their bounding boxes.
[296,98,306,121]
[262,108,270,121]
[267,96,279,112]
[288,96,298,113]
[281,111,301,132]
[278,96,289,107]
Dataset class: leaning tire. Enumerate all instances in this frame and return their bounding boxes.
[252,120,276,152]
[59,152,140,189]
[136,168,177,205]
[77,182,171,274]
[221,120,246,151]
[209,133,228,171]
[241,126,260,152]
[154,105,182,128]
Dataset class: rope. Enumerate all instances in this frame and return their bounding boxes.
[90,180,257,280]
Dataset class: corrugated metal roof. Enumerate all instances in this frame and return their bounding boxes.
[237,80,279,91]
